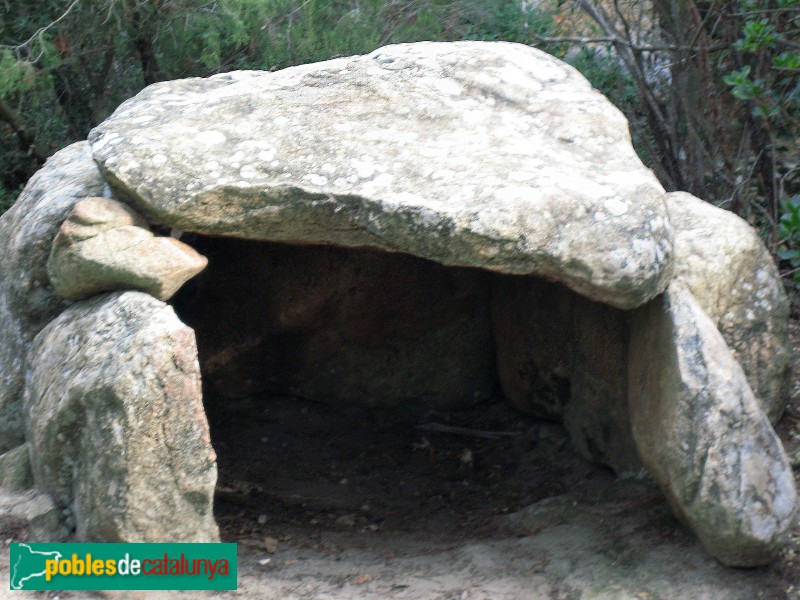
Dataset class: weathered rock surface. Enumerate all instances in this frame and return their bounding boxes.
[0,490,63,542]
[0,445,33,491]
[47,197,208,301]
[492,276,640,472]
[0,142,106,454]
[667,191,792,423]
[628,283,797,566]
[178,239,496,410]
[89,41,672,310]
[23,291,218,542]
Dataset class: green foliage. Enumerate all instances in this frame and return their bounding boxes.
[723,66,781,118]
[779,196,800,242]
[734,18,776,53]
[0,51,38,94]
[724,5,800,121]
[724,67,759,100]
[718,0,800,259]
[774,51,800,71]
[462,1,558,43]
[778,195,800,283]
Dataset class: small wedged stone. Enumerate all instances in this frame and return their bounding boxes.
[24,291,218,543]
[47,197,208,301]
[628,283,796,566]
[0,142,107,454]
[666,191,792,423]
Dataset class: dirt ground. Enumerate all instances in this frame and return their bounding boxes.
[207,385,800,600]
[3,320,800,600]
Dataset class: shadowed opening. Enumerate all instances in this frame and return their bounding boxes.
[170,237,607,541]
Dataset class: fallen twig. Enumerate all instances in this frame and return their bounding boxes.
[415,423,522,440]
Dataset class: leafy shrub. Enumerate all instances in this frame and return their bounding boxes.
[779,195,800,285]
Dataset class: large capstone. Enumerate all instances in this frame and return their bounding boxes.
[89,41,673,311]
[0,41,793,566]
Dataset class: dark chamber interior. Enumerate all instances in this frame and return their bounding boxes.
[170,236,606,541]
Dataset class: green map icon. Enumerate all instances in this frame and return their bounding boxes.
[10,543,63,590]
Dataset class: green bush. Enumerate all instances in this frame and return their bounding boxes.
[778,195,800,286]
[719,0,800,275]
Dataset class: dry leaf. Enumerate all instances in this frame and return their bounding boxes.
[264,536,279,553]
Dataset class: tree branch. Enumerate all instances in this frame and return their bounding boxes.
[0,0,83,61]
[688,0,722,51]
[529,32,728,53]
[0,98,49,163]
[776,36,800,51]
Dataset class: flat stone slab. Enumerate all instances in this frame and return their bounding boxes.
[89,41,672,310]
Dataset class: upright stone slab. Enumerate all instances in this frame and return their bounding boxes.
[492,276,639,472]
[666,192,792,422]
[628,283,796,566]
[0,142,106,454]
[24,292,218,542]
